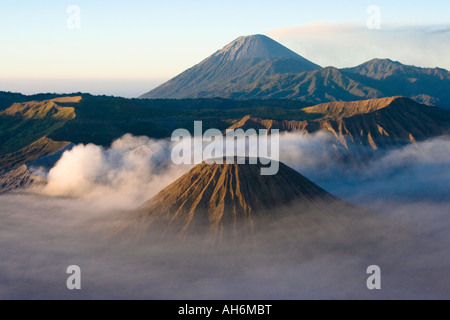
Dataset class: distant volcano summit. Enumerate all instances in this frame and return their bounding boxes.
[118,159,354,242]
[211,34,318,62]
[140,34,321,99]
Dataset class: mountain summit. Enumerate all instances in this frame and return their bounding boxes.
[117,159,352,242]
[212,34,316,61]
[140,34,321,99]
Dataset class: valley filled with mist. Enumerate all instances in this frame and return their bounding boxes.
[0,131,449,299]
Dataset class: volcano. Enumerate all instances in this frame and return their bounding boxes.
[140,34,321,99]
[119,159,354,242]
[139,36,450,109]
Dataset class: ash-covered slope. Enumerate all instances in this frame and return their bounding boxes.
[0,165,46,194]
[140,34,321,99]
[119,159,353,242]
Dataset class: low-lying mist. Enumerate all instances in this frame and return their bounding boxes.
[279,133,450,204]
[0,132,449,299]
[34,134,194,210]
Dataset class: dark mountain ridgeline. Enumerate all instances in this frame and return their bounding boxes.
[342,59,450,108]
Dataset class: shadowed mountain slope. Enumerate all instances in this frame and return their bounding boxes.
[342,58,450,108]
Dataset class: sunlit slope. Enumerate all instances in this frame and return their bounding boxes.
[0,97,78,155]
[230,97,450,149]
[119,160,353,242]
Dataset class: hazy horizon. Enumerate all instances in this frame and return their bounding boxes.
[0,77,163,98]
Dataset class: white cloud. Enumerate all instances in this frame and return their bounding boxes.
[40,134,192,210]
[268,22,450,69]
[1,133,450,299]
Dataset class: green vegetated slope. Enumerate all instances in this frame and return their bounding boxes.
[47,95,312,146]
[1,93,449,173]
[0,96,80,171]
[0,92,69,111]
[0,93,312,170]
[0,97,78,155]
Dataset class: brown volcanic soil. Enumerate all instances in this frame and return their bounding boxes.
[118,159,357,243]
[230,96,450,150]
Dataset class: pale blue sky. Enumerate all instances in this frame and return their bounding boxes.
[1,0,449,96]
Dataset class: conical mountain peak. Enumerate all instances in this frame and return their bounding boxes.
[118,160,349,242]
[214,34,307,61]
[140,34,321,99]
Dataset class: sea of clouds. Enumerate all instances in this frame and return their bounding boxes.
[0,132,448,299]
